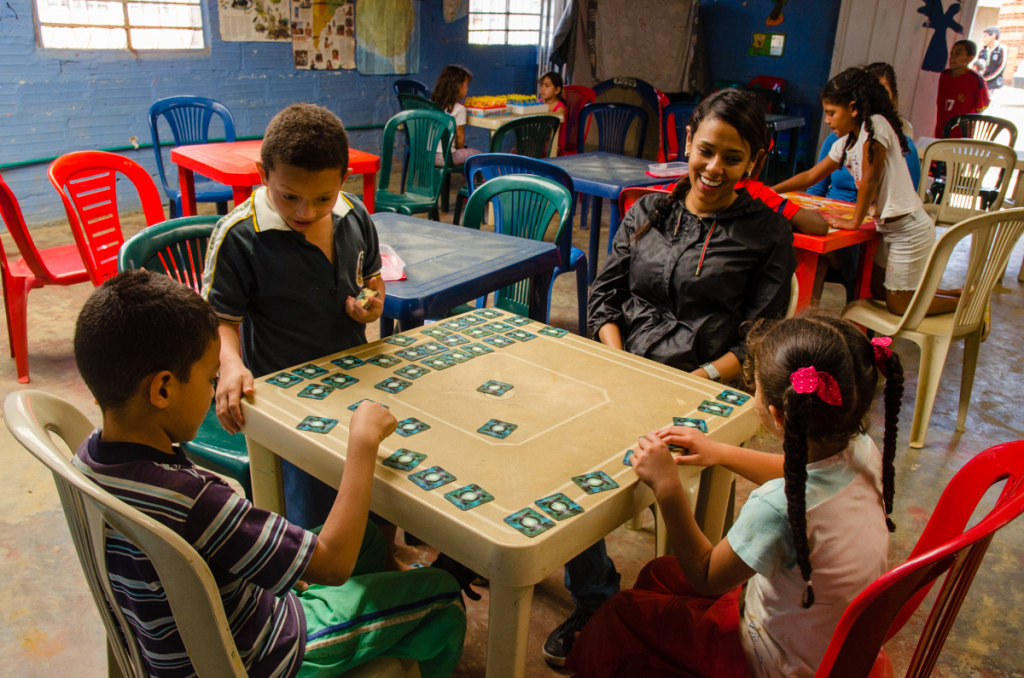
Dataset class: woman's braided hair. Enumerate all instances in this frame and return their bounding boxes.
[633,89,770,242]
[743,311,903,608]
[821,67,909,167]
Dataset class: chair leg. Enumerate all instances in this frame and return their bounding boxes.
[429,206,440,221]
[6,276,31,383]
[440,173,451,213]
[453,192,465,226]
[574,261,588,336]
[169,199,179,219]
[1018,254,1024,283]
[957,330,982,432]
[909,334,952,449]
[216,201,229,215]
[579,193,590,231]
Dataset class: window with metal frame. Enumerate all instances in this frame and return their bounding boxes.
[468,0,541,46]
[34,0,204,50]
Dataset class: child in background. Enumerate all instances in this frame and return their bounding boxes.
[774,68,959,317]
[936,40,990,137]
[431,65,482,165]
[567,312,904,677]
[538,70,569,154]
[74,270,466,678]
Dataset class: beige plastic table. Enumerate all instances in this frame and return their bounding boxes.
[241,311,758,678]
[466,110,564,157]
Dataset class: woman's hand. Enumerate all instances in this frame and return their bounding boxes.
[634,432,683,498]
[655,427,727,468]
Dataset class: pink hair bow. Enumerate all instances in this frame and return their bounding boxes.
[790,366,843,406]
[871,337,893,371]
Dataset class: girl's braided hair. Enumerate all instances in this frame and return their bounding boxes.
[864,62,901,110]
[821,67,909,167]
[633,89,770,241]
[743,311,903,608]
[432,65,472,113]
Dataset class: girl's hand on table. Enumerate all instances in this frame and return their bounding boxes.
[634,433,683,497]
[828,217,858,230]
[655,427,726,468]
[346,275,385,324]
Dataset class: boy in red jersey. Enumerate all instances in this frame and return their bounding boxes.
[936,40,990,137]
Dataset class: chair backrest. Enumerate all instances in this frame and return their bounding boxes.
[743,86,785,115]
[394,79,430,99]
[462,174,572,316]
[463,153,575,266]
[117,215,220,292]
[148,96,236,196]
[747,75,786,93]
[815,440,1024,677]
[578,103,649,158]
[562,85,597,154]
[662,102,698,162]
[379,110,455,200]
[0,175,52,279]
[619,186,671,218]
[48,151,167,287]
[942,113,1018,147]
[3,390,247,678]
[397,93,441,112]
[896,208,1024,337]
[919,139,1016,226]
[489,115,561,158]
[592,78,667,160]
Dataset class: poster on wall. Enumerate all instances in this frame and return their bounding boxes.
[444,0,468,23]
[355,0,420,75]
[218,0,292,42]
[292,0,356,70]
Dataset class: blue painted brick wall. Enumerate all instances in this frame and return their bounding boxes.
[1,0,537,223]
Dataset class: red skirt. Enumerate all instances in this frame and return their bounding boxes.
[566,556,752,678]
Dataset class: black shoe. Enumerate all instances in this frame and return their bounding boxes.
[430,552,483,601]
[541,607,593,667]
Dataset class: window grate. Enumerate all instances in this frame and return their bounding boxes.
[35,0,204,50]
[468,0,541,46]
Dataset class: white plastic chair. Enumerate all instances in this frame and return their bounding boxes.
[2,390,418,678]
[920,139,1015,227]
[842,209,1024,448]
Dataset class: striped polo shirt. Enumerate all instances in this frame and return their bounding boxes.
[74,430,316,678]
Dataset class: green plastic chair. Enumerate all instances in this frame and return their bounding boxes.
[117,216,252,500]
[376,109,456,221]
[453,115,561,225]
[461,175,572,317]
[395,94,467,215]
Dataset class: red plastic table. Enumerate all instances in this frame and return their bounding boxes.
[783,192,881,311]
[171,140,381,215]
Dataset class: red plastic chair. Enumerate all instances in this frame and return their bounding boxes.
[619,186,671,219]
[0,177,90,383]
[48,151,166,287]
[747,75,786,93]
[816,440,1024,677]
[562,85,596,155]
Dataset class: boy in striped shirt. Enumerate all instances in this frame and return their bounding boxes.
[72,270,466,678]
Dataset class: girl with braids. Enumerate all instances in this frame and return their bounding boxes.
[431,65,481,165]
[546,89,796,667]
[774,67,959,317]
[566,312,905,678]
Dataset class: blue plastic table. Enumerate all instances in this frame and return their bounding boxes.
[373,212,560,334]
[546,152,668,282]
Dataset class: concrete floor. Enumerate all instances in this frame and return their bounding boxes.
[2,177,1024,677]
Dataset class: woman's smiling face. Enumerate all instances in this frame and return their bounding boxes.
[684,117,757,215]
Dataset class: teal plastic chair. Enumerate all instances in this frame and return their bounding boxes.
[461,175,572,318]
[376,110,456,221]
[117,216,252,500]
[395,95,467,215]
[452,115,562,225]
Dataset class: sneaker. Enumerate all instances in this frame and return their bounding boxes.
[541,607,593,667]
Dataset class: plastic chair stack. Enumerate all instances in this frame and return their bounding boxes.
[919,139,1015,227]
[561,85,596,155]
[148,96,236,218]
[393,78,430,99]
[3,390,420,678]
[0,176,89,383]
[843,209,1024,448]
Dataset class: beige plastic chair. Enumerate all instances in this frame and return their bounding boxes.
[2,390,418,678]
[920,139,1015,227]
[842,209,1024,448]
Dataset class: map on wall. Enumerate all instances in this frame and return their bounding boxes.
[218,0,292,42]
[355,0,419,75]
[292,0,356,70]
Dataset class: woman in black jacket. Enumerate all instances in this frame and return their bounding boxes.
[544,89,797,666]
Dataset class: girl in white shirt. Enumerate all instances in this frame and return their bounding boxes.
[431,65,482,166]
[775,68,960,316]
[567,313,905,678]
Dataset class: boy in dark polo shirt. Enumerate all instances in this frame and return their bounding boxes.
[202,104,386,532]
[73,270,465,678]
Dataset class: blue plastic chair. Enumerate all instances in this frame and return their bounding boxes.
[775,102,812,173]
[462,153,587,335]
[394,79,430,99]
[577,102,649,158]
[461,174,573,320]
[662,101,698,162]
[117,216,252,500]
[147,96,236,219]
